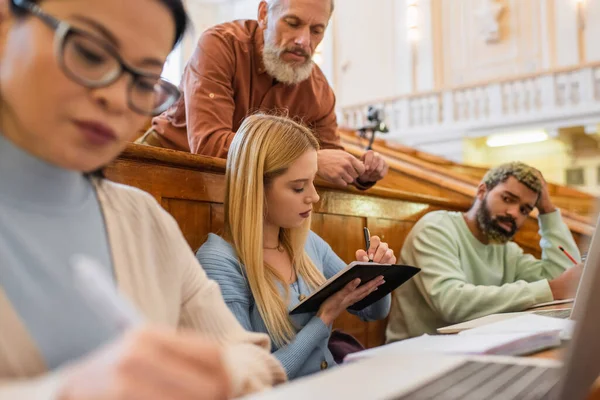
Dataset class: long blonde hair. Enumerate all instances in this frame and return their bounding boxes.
[224,114,326,346]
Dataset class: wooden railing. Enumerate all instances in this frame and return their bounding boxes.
[340,129,599,226]
[105,144,594,348]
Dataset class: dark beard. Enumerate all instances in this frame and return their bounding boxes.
[476,197,517,244]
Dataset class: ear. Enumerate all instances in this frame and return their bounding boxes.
[476,182,487,201]
[258,1,269,28]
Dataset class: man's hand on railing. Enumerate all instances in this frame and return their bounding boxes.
[358,150,389,184]
[317,149,366,187]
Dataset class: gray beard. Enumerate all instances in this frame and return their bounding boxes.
[262,41,314,85]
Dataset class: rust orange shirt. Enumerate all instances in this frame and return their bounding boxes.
[151,20,343,157]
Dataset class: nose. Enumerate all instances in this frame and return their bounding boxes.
[505,205,519,220]
[307,184,320,204]
[294,27,311,50]
[90,74,130,115]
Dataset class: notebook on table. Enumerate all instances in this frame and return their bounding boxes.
[527,298,574,309]
[345,330,561,362]
[437,307,573,335]
[289,261,420,315]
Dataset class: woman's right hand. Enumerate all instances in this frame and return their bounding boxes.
[58,327,231,400]
[317,276,385,326]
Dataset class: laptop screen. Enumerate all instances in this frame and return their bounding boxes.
[556,215,600,399]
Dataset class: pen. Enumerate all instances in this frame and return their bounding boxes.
[70,254,143,331]
[363,227,373,262]
[558,246,578,265]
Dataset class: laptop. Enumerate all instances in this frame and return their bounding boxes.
[241,222,600,400]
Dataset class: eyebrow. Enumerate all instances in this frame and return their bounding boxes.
[73,15,120,47]
[290,179,309,183]
[139,58,167,70]
[283,14,326,30]
[72,15,165,70]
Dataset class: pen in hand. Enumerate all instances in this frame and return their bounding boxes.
[363,227,373,262]
[558,246,579,265]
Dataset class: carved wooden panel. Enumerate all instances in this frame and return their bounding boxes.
[210,203,225,237]
[162,199,212,253]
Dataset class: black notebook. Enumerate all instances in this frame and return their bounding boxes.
[289,262,420,315]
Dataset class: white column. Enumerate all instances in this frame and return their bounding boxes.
[553,0,580,67]
[584,0,600,62]
[318,19,335,86]
[393,0,435,93]
[415,0,435,92]
[393,0,412,95]
[539,0,554,69]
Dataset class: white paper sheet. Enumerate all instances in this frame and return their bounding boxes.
[459,314,574,336]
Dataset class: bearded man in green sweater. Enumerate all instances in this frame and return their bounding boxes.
[386,162,584,342]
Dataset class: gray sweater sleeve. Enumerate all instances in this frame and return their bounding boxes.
[197,236,331,379]
[310,232,391,321]
[226,301,330,379]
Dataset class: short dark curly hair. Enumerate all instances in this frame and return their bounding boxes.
[482,162,542,195]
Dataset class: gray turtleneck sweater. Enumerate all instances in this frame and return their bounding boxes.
[0,134,117,369]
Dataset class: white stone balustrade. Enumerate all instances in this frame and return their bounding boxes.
[340,64,600,152]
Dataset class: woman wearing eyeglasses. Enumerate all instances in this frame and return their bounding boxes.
[0,1,285,399]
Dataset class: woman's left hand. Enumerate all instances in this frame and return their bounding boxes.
[356,236,396,264]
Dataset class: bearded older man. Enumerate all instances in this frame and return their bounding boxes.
[385,162,584,342]
[143,0,388,188]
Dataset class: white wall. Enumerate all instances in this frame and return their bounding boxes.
[332,0,399,107]
[553,0,580,67]
[181,1,223,63]
[179,0,260,73]
[226,0,260,19]
[584,0,600,62]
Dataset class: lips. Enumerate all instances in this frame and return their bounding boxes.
[498,222,512,232]
[74,120,117,145]
[495,219,516,233]
[299,210,312,218]
[283,49,309,62]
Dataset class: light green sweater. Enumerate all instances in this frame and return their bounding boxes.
[386,210,580,342]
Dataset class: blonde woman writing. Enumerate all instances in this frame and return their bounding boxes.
[197,114,395,380]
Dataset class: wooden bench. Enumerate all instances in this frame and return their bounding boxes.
[106,144,593,349]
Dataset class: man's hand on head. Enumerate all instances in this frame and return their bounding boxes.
[534,169,556,214]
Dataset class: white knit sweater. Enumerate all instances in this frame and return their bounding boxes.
[0,178,286,399]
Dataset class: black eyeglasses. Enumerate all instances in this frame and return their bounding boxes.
[12,0,180,116]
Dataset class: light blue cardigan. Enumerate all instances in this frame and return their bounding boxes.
[197,231,391,380]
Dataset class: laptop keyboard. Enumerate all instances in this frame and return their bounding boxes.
[393,361,560,400]
[532,309,572,319]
